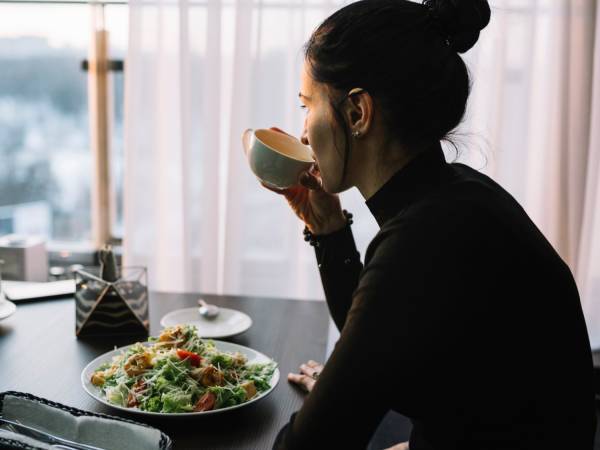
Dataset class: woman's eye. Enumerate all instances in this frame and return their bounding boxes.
[299,104,308,111]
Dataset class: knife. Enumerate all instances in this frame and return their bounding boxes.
[0,417,105,450]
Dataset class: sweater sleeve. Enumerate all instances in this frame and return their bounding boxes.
[312,224,363,331]
[274,218,460,449]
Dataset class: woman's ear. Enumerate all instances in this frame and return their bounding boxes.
[343,89,373,137]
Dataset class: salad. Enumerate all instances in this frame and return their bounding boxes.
[90,325,277,413]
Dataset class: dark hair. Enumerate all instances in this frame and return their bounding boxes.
[304,0,491,179]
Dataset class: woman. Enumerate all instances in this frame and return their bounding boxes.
[268,1,596,449]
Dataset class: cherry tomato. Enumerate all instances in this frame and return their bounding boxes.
[194,392,216,412]
[176,349,201,367]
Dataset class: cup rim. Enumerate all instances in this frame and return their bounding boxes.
[254,129,314,163]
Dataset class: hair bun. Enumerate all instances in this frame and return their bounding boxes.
[424,0,491,53]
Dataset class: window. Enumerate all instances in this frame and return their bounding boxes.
[0,0,126,258]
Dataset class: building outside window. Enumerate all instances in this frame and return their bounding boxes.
[0,0,126,263]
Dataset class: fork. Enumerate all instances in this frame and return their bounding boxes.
[0,418,104,450]
[0,421,75,448]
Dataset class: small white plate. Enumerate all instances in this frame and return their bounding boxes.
[81,340,279,417]
[160,307,252,339]
[0,298,16,321]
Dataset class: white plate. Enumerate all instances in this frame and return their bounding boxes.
[160,307,253,339]
[0,298,16,320]
[81,340,279,417]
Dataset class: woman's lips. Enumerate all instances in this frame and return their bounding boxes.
[311,162,321,177]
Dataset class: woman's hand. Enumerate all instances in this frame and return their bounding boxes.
[287,359,324,393]
[384,443,409,450]
[261,127,346,235]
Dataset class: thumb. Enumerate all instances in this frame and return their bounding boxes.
[299,170,323,191]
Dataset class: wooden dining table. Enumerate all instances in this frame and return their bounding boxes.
[0,292,331,449]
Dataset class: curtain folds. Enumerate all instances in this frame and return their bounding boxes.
[124,1,348,299]
[124,0,600,346]
[461,0,600,346]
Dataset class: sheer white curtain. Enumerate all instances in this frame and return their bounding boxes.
[124,0,600,347]
[456,0,600,347]
[124,0,353,300]
[576,2,600,348]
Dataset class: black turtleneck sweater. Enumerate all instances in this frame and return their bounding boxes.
[273,145,596,450]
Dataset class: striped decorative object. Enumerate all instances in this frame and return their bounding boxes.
[75,267,149,338]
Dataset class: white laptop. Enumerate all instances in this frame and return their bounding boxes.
[2,279,75,302]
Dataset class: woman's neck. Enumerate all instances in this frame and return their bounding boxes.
[354,138,417,200]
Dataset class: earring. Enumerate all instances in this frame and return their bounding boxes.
[352,131,361,138]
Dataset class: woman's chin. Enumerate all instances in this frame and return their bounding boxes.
[321,177,349,195]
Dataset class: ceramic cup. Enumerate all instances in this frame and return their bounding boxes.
[242,128,314,189]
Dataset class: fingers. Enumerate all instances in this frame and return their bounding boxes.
[287,372,316,393]
[298,170,323,191]
[269,127,293,137]
[383,443,409,450]
[260,181,289,195]
[307,360,322,368]
[299,363,320,378]
[260,182,305,205]
[288,359,324,393]
[300,361,323,377]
